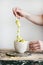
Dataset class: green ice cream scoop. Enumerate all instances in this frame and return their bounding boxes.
[15,19,26,43]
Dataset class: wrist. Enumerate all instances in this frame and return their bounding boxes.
[23,12,28,18]
[24,12,30,19]
[22,10,28,18]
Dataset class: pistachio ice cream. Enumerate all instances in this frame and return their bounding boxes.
[14,18,28,53]
[15,19,26,43]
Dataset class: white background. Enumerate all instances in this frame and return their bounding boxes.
[0,0,43,49]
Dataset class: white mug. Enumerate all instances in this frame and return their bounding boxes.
[14,41,29,53]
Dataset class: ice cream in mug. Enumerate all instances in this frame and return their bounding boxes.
[14,18,28,53]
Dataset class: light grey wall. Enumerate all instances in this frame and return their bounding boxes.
[0,0,43,49]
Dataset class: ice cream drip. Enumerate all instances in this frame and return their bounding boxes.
[15,18,26,43]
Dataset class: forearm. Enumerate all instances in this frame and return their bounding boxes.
[24,13,43,26]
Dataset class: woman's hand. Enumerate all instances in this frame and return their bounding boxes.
[12,7,26,18]
[12,7,43,26]
[29,41,43,52]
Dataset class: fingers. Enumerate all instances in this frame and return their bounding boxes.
[12,7,23,18]
[29,41,41,52]
[12,8,20,18]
